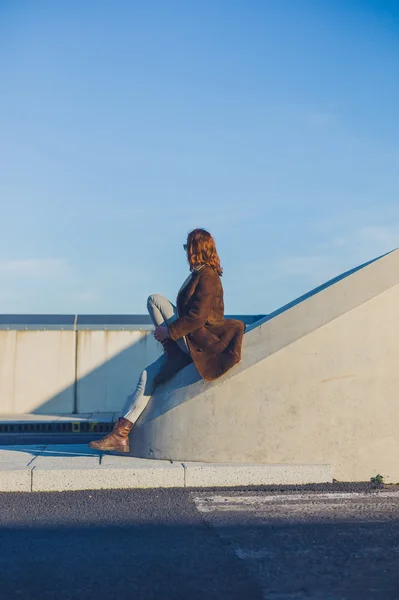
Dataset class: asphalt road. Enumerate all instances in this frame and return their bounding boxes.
[0,487,398,600]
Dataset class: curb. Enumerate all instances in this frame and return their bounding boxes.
[0,446,332,492]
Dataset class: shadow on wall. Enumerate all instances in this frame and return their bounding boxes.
[1,326,249,418]
[31,333,163,416]
[34,341,206,418]
[1,315,264,417]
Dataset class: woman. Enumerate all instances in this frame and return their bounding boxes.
[89,228,245,453]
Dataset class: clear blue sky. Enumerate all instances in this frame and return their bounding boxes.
[1,0,398,315]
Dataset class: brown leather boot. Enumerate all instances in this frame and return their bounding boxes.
[154,340,192,386]
[88,417,133,453]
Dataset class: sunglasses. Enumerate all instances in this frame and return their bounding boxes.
[183,244,188,251]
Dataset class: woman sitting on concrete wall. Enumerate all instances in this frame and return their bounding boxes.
[89,228,245,453]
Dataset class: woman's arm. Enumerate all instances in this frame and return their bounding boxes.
[168,268,218,341]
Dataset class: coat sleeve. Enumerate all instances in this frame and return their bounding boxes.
[168,269,219,341]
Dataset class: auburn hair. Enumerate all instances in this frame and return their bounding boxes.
[186,229,223,276]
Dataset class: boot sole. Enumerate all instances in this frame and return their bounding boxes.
[88,444,130,453]
[110,446,130,454]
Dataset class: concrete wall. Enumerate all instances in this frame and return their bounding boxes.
[0,315,262,416]
[0,330,76,414]
[132,285,399,482]
[77,330,161,413]
[0,328,161,415]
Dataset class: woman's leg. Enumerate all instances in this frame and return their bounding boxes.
[147,294,189,354]
[121,354,165,424]
[88,355,166,451]
[89,294,190,452]
[121,294,191,424]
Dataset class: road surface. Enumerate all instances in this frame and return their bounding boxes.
[0,487,398,599]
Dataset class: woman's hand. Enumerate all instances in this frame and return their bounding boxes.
[153,326,170,343]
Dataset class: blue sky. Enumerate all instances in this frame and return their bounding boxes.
[1,0,398,315]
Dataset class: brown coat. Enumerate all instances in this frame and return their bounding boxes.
[168,266,245,382]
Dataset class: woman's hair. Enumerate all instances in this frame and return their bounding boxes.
[186,229,223,276]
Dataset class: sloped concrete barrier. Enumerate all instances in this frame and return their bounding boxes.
[130,249,399,483]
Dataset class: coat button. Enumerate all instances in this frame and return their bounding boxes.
[196,348,202,352]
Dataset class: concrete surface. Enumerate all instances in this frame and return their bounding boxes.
[0,467,31,492]
[0,445,45,492]
[0,316,262,416]
[130,249,399,483]
[183,463,331,487]
[0,330,76,414]
[0,327,162,415]
[0,444,331,492]
[76,329,162,413]
[1,487,399,600]
[32,451,184,492]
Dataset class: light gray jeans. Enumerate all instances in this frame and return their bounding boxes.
[121,294,189,424]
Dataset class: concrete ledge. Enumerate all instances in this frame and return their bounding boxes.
[0,445,332,492]
[0,445,44,491]
[32,455,185,492]
[0,467,32,492]
[182,463,332,488]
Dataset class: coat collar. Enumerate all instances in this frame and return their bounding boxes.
[178,266,211,305]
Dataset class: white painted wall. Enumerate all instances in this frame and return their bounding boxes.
[77,330,161,413]
[0,329,161,415]
[0,330,76,414]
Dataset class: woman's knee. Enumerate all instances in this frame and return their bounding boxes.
[147,293,164,309]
